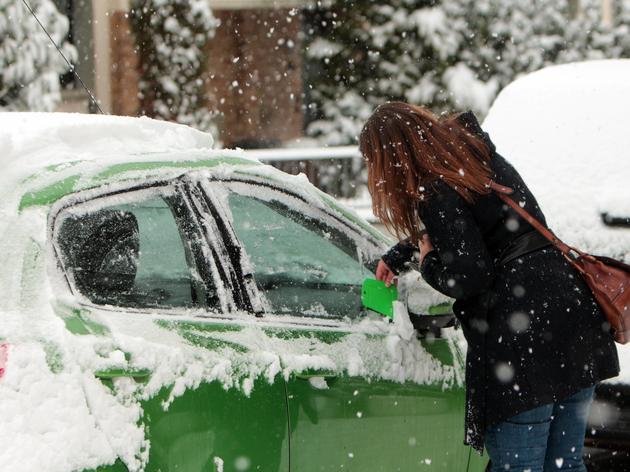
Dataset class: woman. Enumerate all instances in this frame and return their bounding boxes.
[360,102,619,471]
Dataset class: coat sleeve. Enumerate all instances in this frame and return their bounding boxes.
[419,183,494,299]
[381,239,419,275]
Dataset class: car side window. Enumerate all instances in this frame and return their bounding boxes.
[56,193,203,309]
[226,191,374,318]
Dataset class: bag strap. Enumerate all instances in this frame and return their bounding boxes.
[489,181,579,258]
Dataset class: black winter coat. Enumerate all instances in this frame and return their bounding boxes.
[383,112,620,453]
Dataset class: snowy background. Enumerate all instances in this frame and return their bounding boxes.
[3,1,630,202]
[4,1,630,150]
[2,1,630,471]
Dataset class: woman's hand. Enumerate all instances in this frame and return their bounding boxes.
[419,233,435,264]
[376,259,397,287]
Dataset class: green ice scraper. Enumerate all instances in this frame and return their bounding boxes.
[361,278,398,318]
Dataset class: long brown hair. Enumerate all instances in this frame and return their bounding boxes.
[359,102,493,244]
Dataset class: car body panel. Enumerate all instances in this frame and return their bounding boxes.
[286,337,470,471]
[19,155,262,210]
[72,302,468,471]
[91,460,129,472]
[140,376,289,472]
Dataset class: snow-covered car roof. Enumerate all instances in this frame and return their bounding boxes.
[0,112,215,157]
[0,113,269,212]
[0,112,386,244]
[483,59,630,261]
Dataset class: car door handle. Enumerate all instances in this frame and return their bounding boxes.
[295,371,338,380]
[94,367,151,380]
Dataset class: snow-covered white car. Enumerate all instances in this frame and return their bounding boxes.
[483,59,630,469]
[0,113,481,472]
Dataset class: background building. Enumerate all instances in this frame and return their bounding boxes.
[54,0,306,147]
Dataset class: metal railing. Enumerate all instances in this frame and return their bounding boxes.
[241,146,366,200]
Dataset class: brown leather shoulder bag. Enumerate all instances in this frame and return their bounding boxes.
[490,181,630,344]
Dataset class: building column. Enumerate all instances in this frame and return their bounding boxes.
[601,0,613,26]
[92,0,130,113]
[206,7,304,147]
[568,0,583,19]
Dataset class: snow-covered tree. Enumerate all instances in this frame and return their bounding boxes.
[303,0,456,195]
[442,0,576,107]
[304,0,455,146]
[0,0,76,111]
[130,0,219,131]
[305,0,630,146]
[589,0,630,60]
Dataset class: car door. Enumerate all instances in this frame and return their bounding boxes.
[51,178,290,472]
[200,176,474,471]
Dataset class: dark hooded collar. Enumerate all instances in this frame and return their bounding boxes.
[454,110,496,153]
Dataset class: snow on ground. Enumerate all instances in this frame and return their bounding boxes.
[482,59,630,383]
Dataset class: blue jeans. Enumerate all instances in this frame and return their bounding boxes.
[485,386,596,472]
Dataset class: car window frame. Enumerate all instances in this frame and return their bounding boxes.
[180,177,257,314]
[196,174,386,321]
[49,177,230,316]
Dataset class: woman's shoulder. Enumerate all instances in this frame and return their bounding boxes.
[453,110,496,154]
[419,179,470,218]
[489,152,529,192]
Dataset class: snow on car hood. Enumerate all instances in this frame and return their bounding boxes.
[483,59,630,384]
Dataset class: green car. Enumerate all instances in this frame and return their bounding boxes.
[0,113,486,472]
